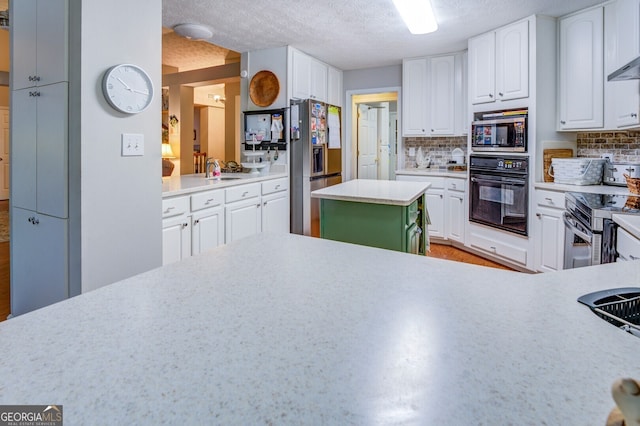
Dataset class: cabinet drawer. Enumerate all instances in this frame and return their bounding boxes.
[162,196,189,218]
[535,190,565,209]
[617,227,640,261]
[226,183,260,203]
[262,178,289,195]
[191,189,224,211]
[447,178,466,192]
[469,231,527,266]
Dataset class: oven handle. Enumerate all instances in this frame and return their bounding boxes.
[470,176,526,186]
[563,212,593,242]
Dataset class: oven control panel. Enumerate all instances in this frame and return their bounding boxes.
[470,155,528,173]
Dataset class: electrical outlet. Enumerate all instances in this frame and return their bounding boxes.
[600,153,613,161]
[122,133,144,156]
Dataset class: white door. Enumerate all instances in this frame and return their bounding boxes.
[357,105,378,180]
[378,104,390,180]
[0,107,9,200]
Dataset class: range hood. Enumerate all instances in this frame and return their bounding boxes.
[608,56,640,81]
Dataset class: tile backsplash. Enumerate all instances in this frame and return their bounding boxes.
[403,136,467,168]
[576,131,640,162]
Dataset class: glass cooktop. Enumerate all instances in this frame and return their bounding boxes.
[567,192,640,215]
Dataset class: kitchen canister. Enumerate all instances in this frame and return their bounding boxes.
[549,158,606,185]
[452,148,464,164]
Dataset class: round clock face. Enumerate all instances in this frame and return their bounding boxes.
[102,64,154,114]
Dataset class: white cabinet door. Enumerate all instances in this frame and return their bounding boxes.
[11,0,68,90]
[192,207,224,256]
[310,58,328,102]
[617,227,640,261]
[11,207,68,315]
[496,20,529,101]
[535,207,564,272]
[425,190,445,238]
[292,50,311,100]
[446,179,466,243]
[262,191,289,234]
[327,66,343,107]
[162,215,191,265]
[429,55,455,135]
[11,83,68,218]
[225,197,261,243]
[610,0,640,128]
[402,58,428,136]
[559,7,604,129]
[468,31,496,104]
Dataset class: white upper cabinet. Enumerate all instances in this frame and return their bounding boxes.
[428,55,456,135]
[607,0,640,128]
[327,66,343,107]
[469,20,529,105]
[496,20,529,101]
[310,58,328,102]
[402,57,429,136]
[558,7,604,130]
[11,0,68,90]
[292,50,312,100]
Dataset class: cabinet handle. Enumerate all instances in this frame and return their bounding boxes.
[29,91,40,97]
[632,113,638,118]
[489,246,497,252]
[489,93,493,98]
[193,219,199,225]
[205,198,215,204]
[28,75,40,82]
[630,255,639,260]
[439,194,443,198]
[242,191,249,197]
[451,183,457,189]
[164,206,175,214]
[275,185,280,190]
[560,120,566,125]
[28,216,39,225]
[536,213,541,218]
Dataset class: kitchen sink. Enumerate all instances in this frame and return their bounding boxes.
[206,176,243,181]
[578,287,640,337]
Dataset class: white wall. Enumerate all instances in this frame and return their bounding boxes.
[343,65,402,92]
[70,0,162,293]
[245,46,288,110]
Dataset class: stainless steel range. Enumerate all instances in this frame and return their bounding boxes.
[564,192,640,268]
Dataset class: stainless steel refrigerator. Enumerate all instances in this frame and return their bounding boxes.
[290,100,342,237]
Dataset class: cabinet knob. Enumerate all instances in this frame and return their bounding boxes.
[431,129,434,132]
[182,223,189,228]
[536,213,541,218]
[489,93,493,98]
[632,113,638,118]
[439,194,443,199]
[193,219,199,225]
[560,120,566,125]
[28,216,39,225]
[499,92,504,97]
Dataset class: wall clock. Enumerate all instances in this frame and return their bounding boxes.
[102,64,154,114]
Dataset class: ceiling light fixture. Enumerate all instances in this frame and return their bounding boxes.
[173,23,213,41]
[392,0,438,35]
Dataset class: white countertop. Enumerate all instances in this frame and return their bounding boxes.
[535,181,634,195]
[310,179,431,206]
[396,167,468,178]
[162,171,288,197]
[0,233,638,424]
[613,213,640,239]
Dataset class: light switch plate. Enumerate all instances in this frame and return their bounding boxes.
[122,133,144,156]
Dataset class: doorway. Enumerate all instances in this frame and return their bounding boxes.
[348,90,398,181]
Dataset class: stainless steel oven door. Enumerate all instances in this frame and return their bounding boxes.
[563,212,600,269]
[469,172,528,235]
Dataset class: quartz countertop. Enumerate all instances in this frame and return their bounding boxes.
[535,181,633,195]
[310,179,431,206]
[162,171,288,197]
[0,233,639,424]
[613,213,640,239]
[396,167,467,178]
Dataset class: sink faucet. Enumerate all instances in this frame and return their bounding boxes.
[205,157,214,178]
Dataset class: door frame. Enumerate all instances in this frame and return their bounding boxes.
[345,87,400,181]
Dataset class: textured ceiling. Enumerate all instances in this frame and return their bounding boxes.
[162,0,604,71]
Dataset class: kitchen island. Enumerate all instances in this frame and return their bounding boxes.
[311,179,431,254]
[0,233,639,424]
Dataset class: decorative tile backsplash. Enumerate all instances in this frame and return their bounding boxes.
[403,136,467,168]
[576,131,640,162]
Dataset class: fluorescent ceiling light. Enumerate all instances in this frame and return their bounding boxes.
[392,0,438,35]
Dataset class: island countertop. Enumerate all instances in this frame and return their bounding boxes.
[0,233,639,424]
[310,178,431,206]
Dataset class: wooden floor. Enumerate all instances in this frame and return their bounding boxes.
[426,243,514,270]
[0,219,512,323]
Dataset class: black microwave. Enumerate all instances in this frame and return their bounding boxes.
[471,111,527,152]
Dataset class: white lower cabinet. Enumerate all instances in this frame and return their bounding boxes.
[468,228,528,267]
[162,214,191,265]
[617,227,640,261]
[424,189,445,238]
[225,197,261,243]
[191,207,224,256]
[262,180,289,234]
[446,178,466,242]
[11,207,68,316]
[534,189,566,272]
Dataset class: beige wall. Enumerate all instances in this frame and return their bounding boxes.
[0,29,8,106]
